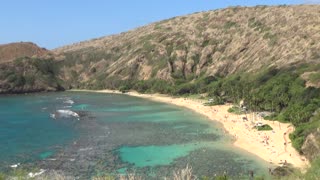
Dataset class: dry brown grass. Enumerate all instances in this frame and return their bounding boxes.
[0,42,49,63]
[53,5,320,84]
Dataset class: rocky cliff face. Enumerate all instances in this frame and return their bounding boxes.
[53,5,320,88]
[302,128,320,161]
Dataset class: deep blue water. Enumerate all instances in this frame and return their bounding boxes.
[0,92,270,178]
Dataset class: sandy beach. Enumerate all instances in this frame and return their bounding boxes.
[71,89,309,169]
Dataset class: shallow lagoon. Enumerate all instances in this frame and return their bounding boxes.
[0,92,270,178]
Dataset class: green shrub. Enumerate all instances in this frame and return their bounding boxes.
[214,175,228,180]
[304,157,320,179]
[228,106,244,114]
[172,70,185,80]
[248,18,270,32]
[133,80,152,93]
[32,58,58,75]
[256,124,273,131]
[119,85,130,93]
[150,80,173,94]
[263,32,278,46]
[224,21,238,29]
[0,173,6,180]
[8,74,25,86]
[309,72,320,84]
[24,74,35,85]
[173,83,198,95]
[90,67,97,74]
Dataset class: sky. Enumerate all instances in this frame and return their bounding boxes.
[0,0,317,49]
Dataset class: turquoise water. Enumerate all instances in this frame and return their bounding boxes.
[0,93,77,165]
[119,143,208,168]
[0,92,270,178]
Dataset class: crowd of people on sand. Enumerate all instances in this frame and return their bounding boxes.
[263,134,270,145]
[206,104,298,172]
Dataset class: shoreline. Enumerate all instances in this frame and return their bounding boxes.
[70,89,309,170]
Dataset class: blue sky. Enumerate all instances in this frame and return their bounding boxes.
[0,0,315,49]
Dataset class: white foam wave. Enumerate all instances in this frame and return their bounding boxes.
[50,110,80,120]
[28,169,46,178]
[50,113,56,119]
[63,99,75,105]
[79,147,93,152]
[10,163,20,168]
[57,110,79,119]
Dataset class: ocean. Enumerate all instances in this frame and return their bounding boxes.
[0,92,270,178]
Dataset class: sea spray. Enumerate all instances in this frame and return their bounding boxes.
[50,110,80,120]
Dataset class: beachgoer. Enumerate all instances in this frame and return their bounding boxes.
[284,143,287,152]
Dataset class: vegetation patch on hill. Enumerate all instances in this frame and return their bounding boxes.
[0,57,64,94]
